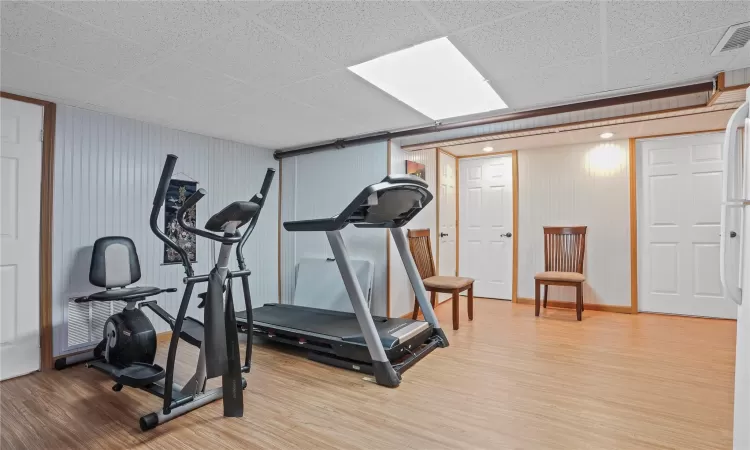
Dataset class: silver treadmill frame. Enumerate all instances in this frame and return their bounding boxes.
[326,227,445,386]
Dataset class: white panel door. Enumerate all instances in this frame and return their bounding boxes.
[459,156,514,299]
[438,152,457,302]
[1,98,43,380]
[639,133,737,319]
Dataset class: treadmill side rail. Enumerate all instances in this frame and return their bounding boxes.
[390,227,448,347]
[326,230,401,387]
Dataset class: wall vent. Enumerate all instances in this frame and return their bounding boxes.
[712,22,750,56]
[67,297,127,349]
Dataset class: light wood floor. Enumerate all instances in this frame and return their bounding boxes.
[0,299,737,449]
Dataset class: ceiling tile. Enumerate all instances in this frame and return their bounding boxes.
[0,51,114,104]
[90,84,190,127]
[222,89,359,149]
[1,2,160,80]
[43,1,270,56]
[128,57,244,110]
[257,1,442,65]
[729,49,750,71]
[607,1,750,52]
[493,57,604,109]
[186,17,337,88]
[274,70,431,135]
[452,2,601,78]
[418,1,541,34]
[608,29,738,90]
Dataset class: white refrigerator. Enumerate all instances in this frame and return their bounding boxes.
[721,86,749,449]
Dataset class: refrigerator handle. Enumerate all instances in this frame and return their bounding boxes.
[720,98,748,306]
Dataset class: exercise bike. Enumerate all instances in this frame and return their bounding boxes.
[70,154,270,431]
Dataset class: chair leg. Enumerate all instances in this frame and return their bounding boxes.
[411,294,420,320]
[467,285,474,321]
[580,284,584,311]
[452,290,460,330]
[535,280,541,316]
[543,284,548,308]
[576,284,582,321]
[430,291,437,309]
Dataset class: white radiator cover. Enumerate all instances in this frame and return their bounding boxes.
[66,298,126,349]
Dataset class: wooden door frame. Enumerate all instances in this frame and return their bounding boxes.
[436,147,459,278]
[1,91,56,370]
[454,150,519,302]
[629,129,727,314]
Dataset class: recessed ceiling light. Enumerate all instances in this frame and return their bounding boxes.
[483,146,494,152]
[348,37,507,120]
[600,132,614,139]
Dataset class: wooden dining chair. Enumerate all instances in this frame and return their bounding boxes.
[534,226,587,321]
[408,229,474,330]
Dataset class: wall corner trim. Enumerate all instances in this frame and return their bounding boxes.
[629,138,639,314]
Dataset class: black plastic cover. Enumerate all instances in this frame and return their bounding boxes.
[283,174,432,232]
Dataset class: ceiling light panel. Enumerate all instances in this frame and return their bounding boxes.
[348,37,507,120]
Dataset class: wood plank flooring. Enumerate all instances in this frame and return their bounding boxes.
[0,299,737,449]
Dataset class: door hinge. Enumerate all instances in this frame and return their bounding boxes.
[39,129,44,142]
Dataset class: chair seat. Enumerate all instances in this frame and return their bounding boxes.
[89,286,163,302]
[534,271,585,282]
[423,276,474,290]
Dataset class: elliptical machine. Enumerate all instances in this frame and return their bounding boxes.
[71,154,270,431]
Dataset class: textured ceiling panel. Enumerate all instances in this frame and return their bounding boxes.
[729,49,750,71]
[417,1,540,34]
[257,1,442,65]
[0,2,159,81]
[608,29,737,89]
[607,1,750,52]
[274,70,431,135]
[128,57,244,110]
[90,84,197,132]
[452,1,601,79]
[43,1,268,56]
[221,90,353,148]
[0,51,112,104]
[186,17,337,88]
[494,57,604,108]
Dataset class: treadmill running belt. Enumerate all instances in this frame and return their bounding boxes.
[247,304,426,349]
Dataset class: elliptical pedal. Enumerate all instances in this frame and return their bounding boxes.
[88,360,166,388]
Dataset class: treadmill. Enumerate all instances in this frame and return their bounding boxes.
[236,174,449,387]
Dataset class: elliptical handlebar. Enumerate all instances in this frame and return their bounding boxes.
[151,154,194,277]
[176,189,242,244]
[237,168,276,269]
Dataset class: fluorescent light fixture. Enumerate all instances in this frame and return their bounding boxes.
[348,37,507,120]
[483,146,494,152]
[600,132,614,139]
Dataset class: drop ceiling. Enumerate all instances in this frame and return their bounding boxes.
[1,1,748,150]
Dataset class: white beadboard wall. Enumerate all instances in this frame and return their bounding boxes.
[517,140,631,306]
[389,144,438,318]
[725,67,750,87]
[395,92,708,148]
[52,105,279,356]
[279,143,389,315]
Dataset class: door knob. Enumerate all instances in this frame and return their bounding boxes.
[440,232,449,237]
[504,232,512,238]
[730,231,737,238]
